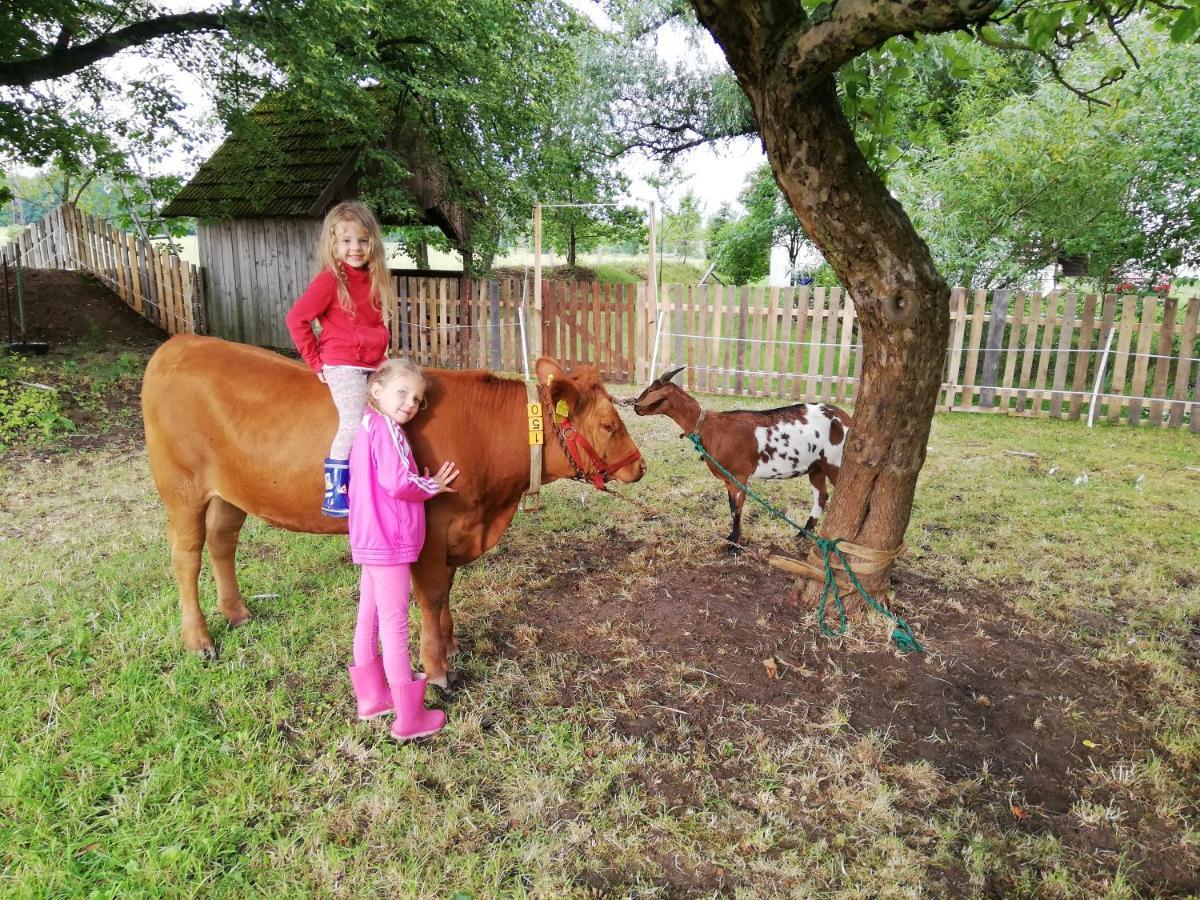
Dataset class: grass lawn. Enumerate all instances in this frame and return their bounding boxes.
[1,341,1197,897]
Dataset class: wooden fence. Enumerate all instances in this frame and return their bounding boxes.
[6,205,1197,429]
[390,276,530,374]
[2,203,204,335]
[542,281,639,383]
[652,284,1200,429]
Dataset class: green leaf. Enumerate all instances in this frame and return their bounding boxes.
[1170,8,1199,43]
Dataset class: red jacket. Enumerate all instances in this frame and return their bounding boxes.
[285,263,389,373]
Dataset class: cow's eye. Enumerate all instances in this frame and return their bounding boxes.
[600,421,617,433]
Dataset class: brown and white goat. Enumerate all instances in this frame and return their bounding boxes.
[632,366,852,552]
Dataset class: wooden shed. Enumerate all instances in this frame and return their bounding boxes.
[163,97,472,348]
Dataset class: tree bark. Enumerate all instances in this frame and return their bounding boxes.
[567,224,577,269]
[691,2,951,603]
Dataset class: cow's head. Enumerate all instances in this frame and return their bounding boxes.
[631,365,687,416]
[536,357,646,486]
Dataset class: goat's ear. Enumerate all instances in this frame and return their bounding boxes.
[660,366,686,384]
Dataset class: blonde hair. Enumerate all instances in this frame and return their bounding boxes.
[366,357,429,412]
[316,201,397,315]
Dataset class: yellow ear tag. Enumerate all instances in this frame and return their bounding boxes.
[555,400,570,419]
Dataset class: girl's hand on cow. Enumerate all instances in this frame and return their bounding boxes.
[317,368,327,384]
[426,461,460,495]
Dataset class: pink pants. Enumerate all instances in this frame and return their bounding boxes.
[353,564,415,686]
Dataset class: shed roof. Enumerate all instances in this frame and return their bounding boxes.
[162,98,360,219]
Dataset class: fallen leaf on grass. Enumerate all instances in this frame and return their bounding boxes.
[1082,739,1099,749]
[1012,806,1029,820]
[762,657,780,680]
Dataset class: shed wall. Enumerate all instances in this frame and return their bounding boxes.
[198,218,322,347]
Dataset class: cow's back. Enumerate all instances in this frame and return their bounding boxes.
[142,335,344,533]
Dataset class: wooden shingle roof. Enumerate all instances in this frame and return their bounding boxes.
[162,97,362,219]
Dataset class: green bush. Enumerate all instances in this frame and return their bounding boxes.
[0,354,75,448]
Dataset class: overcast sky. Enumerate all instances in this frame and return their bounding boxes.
[566,0,766,216]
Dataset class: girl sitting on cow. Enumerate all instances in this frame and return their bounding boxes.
[347,357,461,741]
[285,200,394,517]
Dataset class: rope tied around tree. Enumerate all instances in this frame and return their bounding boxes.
[684,431,923,654]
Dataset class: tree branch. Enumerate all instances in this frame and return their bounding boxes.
[778,0,1004,91]
[0,10,252,88]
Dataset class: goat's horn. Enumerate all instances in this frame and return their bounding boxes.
[660,366,686,384]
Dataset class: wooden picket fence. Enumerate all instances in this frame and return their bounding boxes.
[7,204,1197,428]
[390,275,530,374]
[652,284,1200,429]
[2,202,204,335]
[541,281,639,383]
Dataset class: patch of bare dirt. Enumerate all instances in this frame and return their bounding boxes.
[2,268,165,462]
[3,267,166,350]
[492,533,1198,895]
[493,264,598,283]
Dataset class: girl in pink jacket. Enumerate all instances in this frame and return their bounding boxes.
[347,358,460,741]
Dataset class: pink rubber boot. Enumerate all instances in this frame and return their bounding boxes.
[390,674,446,740]
[347,658,394,720]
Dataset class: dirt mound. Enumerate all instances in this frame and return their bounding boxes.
[494,533,1196,894]
[492,264,598,283]
[1,267,166,349]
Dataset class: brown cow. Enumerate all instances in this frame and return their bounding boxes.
[141,335,645,686]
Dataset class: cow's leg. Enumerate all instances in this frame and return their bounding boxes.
[410,555,455,690]
[205,497,251,627]
[804,469,829,533]
[167,504,212,658]
[441,567,459,660]
[725,484,746,555]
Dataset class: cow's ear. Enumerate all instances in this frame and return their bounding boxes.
[535,357,568,385]
[536,357,581,412]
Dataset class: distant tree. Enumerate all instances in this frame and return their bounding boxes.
[898,30,1200,290]
[661,192,704,262]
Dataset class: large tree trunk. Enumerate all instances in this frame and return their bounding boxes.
[771,83,949,600]
[692,4,950,605]
[567,224,577,269]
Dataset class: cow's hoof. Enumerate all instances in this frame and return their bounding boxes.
[194,645,218,662]
[427,673,451,691]
[226,612,252,629]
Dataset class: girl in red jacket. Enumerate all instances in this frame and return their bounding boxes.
[286,201,394,517]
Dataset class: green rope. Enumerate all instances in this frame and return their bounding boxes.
[684,432,923,654]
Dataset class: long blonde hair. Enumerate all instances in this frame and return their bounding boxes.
[317,201,397,315]
[366,357,429,413]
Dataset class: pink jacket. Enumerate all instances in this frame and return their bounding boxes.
[285,263,389,374]
[348,408,441,566]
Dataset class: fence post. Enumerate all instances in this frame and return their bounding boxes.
[979,288,1010,410]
